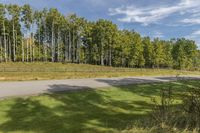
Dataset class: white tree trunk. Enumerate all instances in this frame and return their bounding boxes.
[22,38,24,62]
[51,21,54,62]
[26,38,29,62]
[38,22,41,61]
[29,37,32,62]
[65,34,68,61]
[0,37,2,62]
[13,21,16,62]
[3,20,7,62]
[68,30,71,61]
[31,24,35,62]
[9,37,11,61]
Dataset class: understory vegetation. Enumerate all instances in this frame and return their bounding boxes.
[0,4,200,70]
[125,82,200,133]
[0,80,199,133]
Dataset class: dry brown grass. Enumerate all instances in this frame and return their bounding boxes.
[0,62,199,81]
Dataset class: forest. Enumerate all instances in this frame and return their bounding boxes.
[0,4,200,70]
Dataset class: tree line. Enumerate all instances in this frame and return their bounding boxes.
[0,4,199,70]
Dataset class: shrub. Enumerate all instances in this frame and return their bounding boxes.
[151,86,200,132]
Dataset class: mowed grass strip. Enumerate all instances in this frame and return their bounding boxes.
[0,62,199,81]
[0,80,199,133]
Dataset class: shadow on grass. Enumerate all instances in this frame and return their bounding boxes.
[95,77,200,97]
[0,84,154,133]
[95,78,161,86]
[0,78,199,132]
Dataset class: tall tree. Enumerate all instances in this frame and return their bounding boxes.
[0,3,199,70]
[0,4,7,62]
[143,37,153,67]
[152,38,165,68]
[21,4,33,62]
[7,4,21,61]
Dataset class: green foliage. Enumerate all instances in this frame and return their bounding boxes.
[172,38,198,70]
[143,37,153,67]
[0,4,199,70]
[147,83,200,132]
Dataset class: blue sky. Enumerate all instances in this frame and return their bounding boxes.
[1,0,200,47]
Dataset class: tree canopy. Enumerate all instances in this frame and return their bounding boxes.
[0,4,199,70]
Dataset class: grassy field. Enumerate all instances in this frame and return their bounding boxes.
[0,62,199,81]
[0,80,199,133]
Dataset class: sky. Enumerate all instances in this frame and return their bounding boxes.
[1,0,200,47]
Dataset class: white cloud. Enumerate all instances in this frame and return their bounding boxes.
[181,18,200,24]
[192,30,200,35]
[109,0,200,25]
[185,30,200,47]
[153,31,164,38]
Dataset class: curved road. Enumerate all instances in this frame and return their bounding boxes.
[0,76,199,99]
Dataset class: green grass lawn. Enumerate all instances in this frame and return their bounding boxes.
[0,62,199,81]
[0,80,199,133]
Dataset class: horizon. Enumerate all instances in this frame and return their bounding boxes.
[0,0,200,48]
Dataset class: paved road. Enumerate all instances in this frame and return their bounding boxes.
[0,76,199,99]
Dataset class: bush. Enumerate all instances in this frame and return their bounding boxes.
[151,86,200,132]
[182,87,200,130]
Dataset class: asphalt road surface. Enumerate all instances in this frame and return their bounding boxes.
[0,76,199,99]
